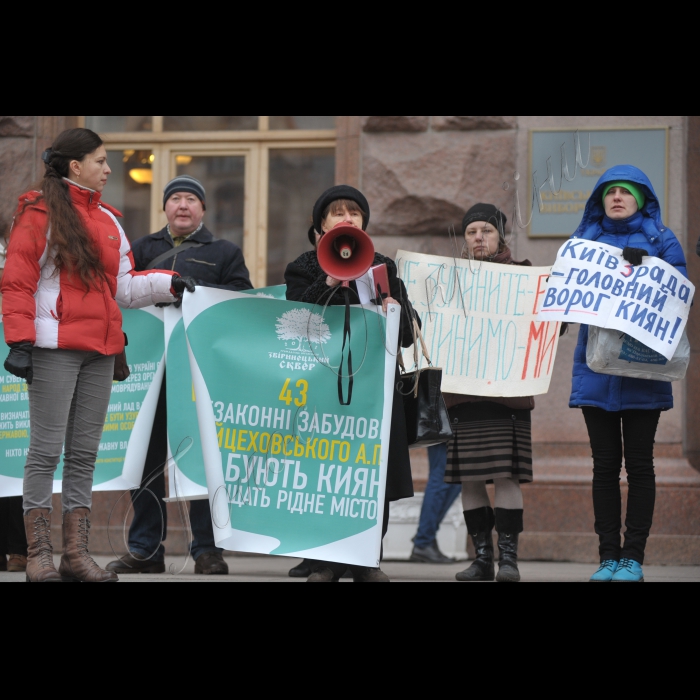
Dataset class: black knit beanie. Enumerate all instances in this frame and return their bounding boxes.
[163,175,206,210]
[312,185,370,235]
[462,203,507,236]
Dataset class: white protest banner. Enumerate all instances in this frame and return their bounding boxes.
[164,286,288,502]
[537,240,694,360]
[93,306,165,490]
[396,251,561,397]
[164,305,207,500]
[0,308,163,497]
[0,316,30,497]
[182,287,399,567]
[241,284,287,300]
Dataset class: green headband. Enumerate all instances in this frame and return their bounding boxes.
[602,181,646,211]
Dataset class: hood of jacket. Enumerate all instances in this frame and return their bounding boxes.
[14,184,123,220]
[572,164,666,245]
[14,190,47,217]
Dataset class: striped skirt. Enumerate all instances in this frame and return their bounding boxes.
[444,401,533,484]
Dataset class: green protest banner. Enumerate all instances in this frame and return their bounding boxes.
[164,305,206,500]
[0,308,164,497]
[164,285,287,501]
[182,288,399,567]
[90,307,165,489]
[0,317,30,496]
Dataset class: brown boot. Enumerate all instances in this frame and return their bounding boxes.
[58,508,118,583]
[8,554,28,572]
[24,509,62,582]
[352,567,390,582]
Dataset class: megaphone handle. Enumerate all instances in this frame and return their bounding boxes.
[337,286,353,406]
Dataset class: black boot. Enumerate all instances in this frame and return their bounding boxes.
[455,507,495,581]
[495,508,523,582]
[288,558,314,578]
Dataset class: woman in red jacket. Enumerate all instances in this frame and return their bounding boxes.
[1,128,193,582]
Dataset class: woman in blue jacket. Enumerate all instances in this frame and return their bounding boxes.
[568,165,687,582]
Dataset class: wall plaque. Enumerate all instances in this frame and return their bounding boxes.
[527,128,668,238]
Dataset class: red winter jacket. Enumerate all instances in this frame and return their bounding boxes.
[1,181,177,355]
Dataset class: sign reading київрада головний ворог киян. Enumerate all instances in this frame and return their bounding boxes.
[537,240,693,360]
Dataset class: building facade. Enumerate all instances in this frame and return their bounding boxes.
[2,115,698,561]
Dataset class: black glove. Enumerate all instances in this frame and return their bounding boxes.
[170,275,196,309]
[4,342,33,384]
[172,275,196,296]
[622,247,648,266]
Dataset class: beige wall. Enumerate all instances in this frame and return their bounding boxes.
[339,116,689,453]
[684,117,700,467]
[0,117,78,236]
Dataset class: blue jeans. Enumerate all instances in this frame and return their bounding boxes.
[413,443,461,548]
[128,382,221,562]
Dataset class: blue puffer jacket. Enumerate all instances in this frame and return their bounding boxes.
[568,165,687,411]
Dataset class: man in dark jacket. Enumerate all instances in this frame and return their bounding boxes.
[106,175,252,575]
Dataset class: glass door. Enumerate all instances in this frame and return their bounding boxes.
[262,144,335,286]
[103,148,154,243]
[159,146,261,285]
[174,154,246,249]
[101,139,336,288]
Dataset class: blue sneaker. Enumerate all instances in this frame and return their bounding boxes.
[611,558,644,582]
[589,559,619,582]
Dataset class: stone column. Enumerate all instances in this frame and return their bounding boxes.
[335,116,361,188]
[684,116,700,469]
[0,116,79,235]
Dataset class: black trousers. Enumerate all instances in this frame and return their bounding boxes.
[0,496,27,556]
[582,407,661,565]
[310,497,391,577]
[128,377,219,561]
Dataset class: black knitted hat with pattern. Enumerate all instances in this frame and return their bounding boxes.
[462,203,507,236]
[163,175,206,210]
[312,185,370,235]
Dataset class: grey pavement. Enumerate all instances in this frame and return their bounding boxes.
[2,555,700,582]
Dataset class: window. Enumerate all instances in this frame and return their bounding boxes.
[86,116,336,286]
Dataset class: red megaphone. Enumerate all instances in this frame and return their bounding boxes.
[317,223,375,284]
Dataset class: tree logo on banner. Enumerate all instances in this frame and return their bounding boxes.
[276,308,331,352]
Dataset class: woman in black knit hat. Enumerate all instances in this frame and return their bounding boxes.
[284,185,418,582]
[442,203,535,582]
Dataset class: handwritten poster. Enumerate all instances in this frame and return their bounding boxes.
[396,251,561,397]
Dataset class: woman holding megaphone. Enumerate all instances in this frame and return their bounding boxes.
[284,185,418,582]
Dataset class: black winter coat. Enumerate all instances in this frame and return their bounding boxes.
[284,249,415,501]
[131,225,253,291]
